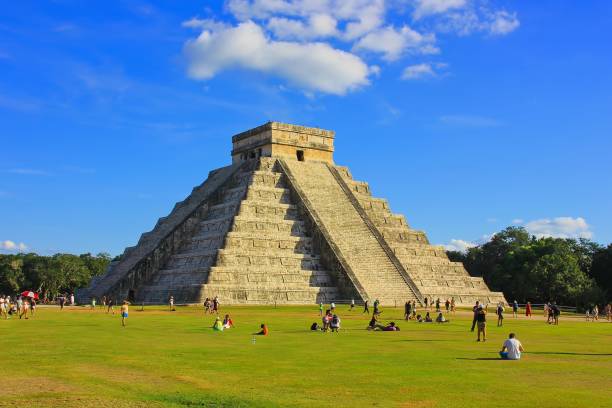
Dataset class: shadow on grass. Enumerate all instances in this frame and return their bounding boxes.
[525,352,612,356]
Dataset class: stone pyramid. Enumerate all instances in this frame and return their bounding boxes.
[79,122,505,306]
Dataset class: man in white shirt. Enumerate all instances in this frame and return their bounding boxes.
[500,333,524,360]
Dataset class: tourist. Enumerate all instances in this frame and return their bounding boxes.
[222,314,234,329]
[19,297,29,320]
[445,298,450,313]
[367,315,379,330]
[593,304,599,321]
[496,302,504,327]
[322,310,332,331]
[70,293,75,305]
[107,298,115,314]
[585,307,592,322]
[424,297,429,310]
[91,297,96,310]
[204,298,211,314]
[254,324,268,336]
[102,296,107,309]
[435,298,441,312]
[415,314,423,322]
[512,300,519,318]
[551,303,560,325]
[213,296,219,313]
[544,302,551,322]
[470,301,480,332]
[350,298,355,311]
[436,312,449,323]
[499,333,524,360]
[310,322,320,331]
[330,302,336,312]
[525,301,532,318]
[120,300,130,327]
[450,297,456,314]
[412,300,417,319]
[363,299,369,314]
[373,299,381,316]
[404,301,411,321]
[212,317,224,331]
[382,322,400,331]
[424,312,433,322]
[330,314,341,332]
[476,305,487,342]
[30,298,36,317]
[605,303,612,321]
[0,296,7,320]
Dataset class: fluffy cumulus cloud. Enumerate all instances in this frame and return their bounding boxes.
[184,21,370,95]
[444,238,477,252]
[183,0,520,93]
[0,240,28,253]
[522,217,593,239]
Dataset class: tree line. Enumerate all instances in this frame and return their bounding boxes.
[447,227,612,308]
[0,252,111,300]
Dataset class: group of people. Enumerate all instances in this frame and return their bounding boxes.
[0,295,36,319]
[203,296,220,314]
[585,303,612,321]
[212,314,235,331]
[422,297,457,314]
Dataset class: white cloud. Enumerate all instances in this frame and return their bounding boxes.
[267,14,338,39]
[413,0,467,20]
[0,240,28,252]
[512,218,524,225]
[354,25,437,61]
[401,63,436,79]
[523,217,593,239]
[184,21,371,95]
[7,168,50,176]
[489,10,520,35]
[444,238,476,252]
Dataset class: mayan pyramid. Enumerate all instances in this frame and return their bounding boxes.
[79,122,505,306]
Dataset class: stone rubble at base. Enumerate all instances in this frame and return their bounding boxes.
[78,122,506,306]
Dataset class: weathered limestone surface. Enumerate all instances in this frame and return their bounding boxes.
[80,122,506,306]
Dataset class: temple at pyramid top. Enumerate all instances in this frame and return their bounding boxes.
[232,121,335,164]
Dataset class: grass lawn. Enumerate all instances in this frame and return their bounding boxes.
[0,305,610,407]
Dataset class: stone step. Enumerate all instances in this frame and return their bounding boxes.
[231,217,308,235]
[224,234,313,253]
[200,285,339,303]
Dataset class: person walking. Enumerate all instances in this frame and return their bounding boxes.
[512,300,519,318]
[319,302,324,316]
[373,299,380,316]
[120,300,130,327]
[169,296,175,311]
[445,298,450,313]
[91,297,96,310]
[424,297,429,310]
[363,300,369,314]
[605,303,612,321]
[435,298,441,313]
[350,298,355,311]
[450,297,456,314]
[476,305,487,342]
[404,301,411,321]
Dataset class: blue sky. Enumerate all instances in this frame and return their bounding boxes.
[1,0,611,255]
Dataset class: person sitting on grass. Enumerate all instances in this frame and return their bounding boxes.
[424,312,433,322]
[330,314,341,332]
[436,312,449,323]
[222,314,234,329]
[499,333,524,360]
[212,317,224,332]
[254,324,268,336]
[416,314,423,323]
[382,322,400,331]
[310,322,320,331]
[367,315,379,330]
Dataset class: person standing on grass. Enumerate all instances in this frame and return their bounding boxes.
[350,298,355,311]
[525,301,532,318]
[445,298,450,313]
[120,300,130,327]
[470,301,480,332]
[551,303,560,325]
[373,299,381,316]
[319,302,324,316]
[412,300,417,319]
[70,293,75,305]
[213,296,219,313]
[107,298,115,314]
[20,298,30,320]
[330,302,336,312]
[169,296,175,311]
[91,297,96,310]
[593,304,599,321]
[512,300,519,318]
[0,296,7,320]
[499,333,524,360]
[450,297,456,314]
[405,301,411,321]
[605,303,612,321]
[476,305,487,342]
[102,295,107,309]
[496,302,504,327]
[363,300,369,314]
[30,298,36,317]
[435,298,441,313]
[424,297,429,310]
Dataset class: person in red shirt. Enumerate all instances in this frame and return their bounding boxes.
[255,323,268,336]
[525,301,532,318]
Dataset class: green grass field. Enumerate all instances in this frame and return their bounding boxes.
[1,305,610,407]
